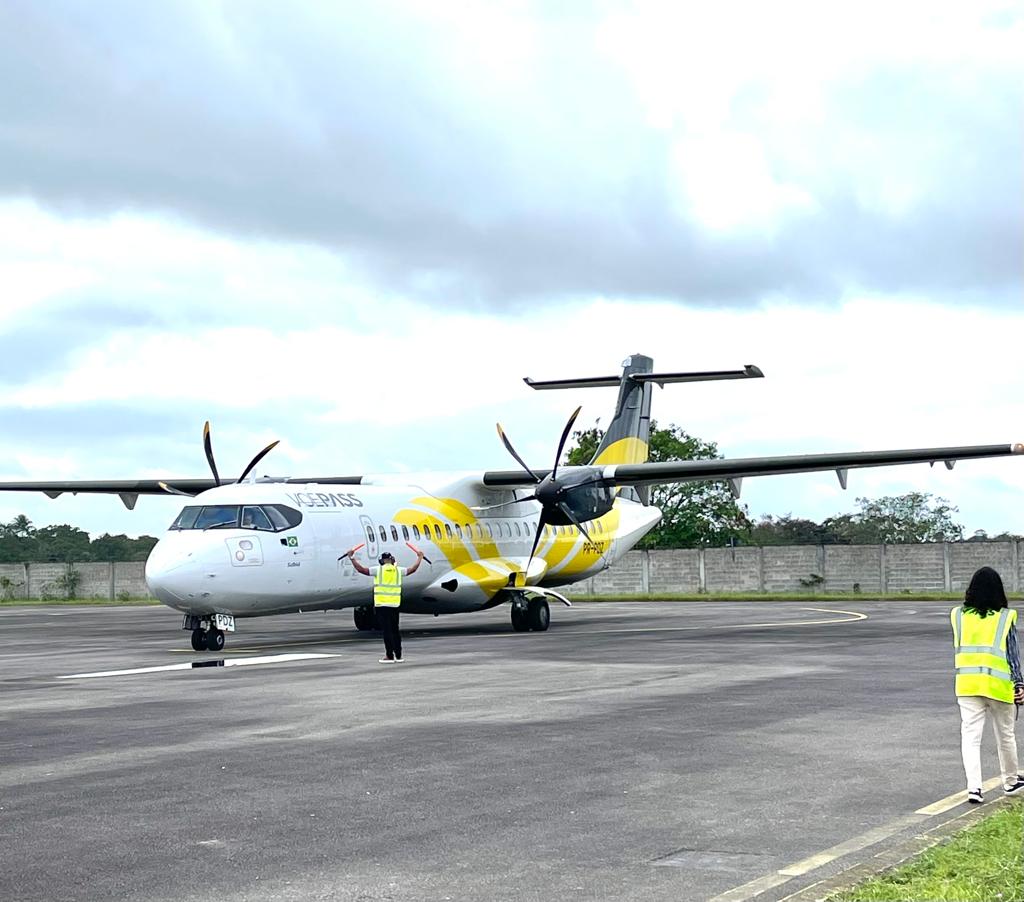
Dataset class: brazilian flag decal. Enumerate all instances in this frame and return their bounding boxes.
[286,536,299,547]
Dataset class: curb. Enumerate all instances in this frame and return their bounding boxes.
[778,798,1020,902]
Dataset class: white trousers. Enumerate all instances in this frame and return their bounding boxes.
[957,695,1020,790]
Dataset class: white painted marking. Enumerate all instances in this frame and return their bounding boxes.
[57,653,339,679]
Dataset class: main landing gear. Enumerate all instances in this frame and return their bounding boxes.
[510,596,550,632]
[182,614,235,651]
[353,605,379,631]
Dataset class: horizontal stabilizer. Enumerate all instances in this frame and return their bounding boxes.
[524,365,763,390]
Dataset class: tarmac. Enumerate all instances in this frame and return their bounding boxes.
[0,600,1018,902]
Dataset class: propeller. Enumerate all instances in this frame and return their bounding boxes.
[159,422,280,497]
[486,406,602,576]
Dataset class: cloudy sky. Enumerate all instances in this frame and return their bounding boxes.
[1,0,1022,540]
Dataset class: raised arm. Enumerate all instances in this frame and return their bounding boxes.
[345,546,371,576]
[405,550,425,576]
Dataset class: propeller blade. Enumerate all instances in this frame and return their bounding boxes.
[237,440,280,484]
[471,494,538,512]
[551,406,582,480]
[557,502,593,543]
[496,423,541,483]
[524,509,548,579]
[202,421,221,487]
[158,481,194,497]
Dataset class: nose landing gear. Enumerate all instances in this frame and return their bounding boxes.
[183,614,234,651]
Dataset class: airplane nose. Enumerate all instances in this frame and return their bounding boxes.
[145,539,193,604]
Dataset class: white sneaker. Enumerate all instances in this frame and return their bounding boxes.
[378,657,394,664]
[395,657,405,663]
[1004,777,1024,795]
[967,788,984,804]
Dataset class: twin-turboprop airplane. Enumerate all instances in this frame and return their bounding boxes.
[1,354,1021,651]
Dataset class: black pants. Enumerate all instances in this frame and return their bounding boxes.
[377,606,401,659]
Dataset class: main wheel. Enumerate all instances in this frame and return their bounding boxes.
[190,629,206,651]
[206,628,225,652]
[353,605,378,631]
[526,598,550,632]
[510,605,529,632]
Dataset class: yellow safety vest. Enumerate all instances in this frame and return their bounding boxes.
[951,605,1017,703]
[373,564,403,608]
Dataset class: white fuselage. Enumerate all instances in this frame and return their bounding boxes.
[145,474,661,619]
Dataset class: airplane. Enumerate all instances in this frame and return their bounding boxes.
[0,354,1021,651]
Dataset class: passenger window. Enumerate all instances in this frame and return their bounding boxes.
[485,523,493,539]
[513,521,522,537]
[502,522,511,538]
[474,524,482,540]
[391,525,399,542]
[366,527,375,544]
[433,524,442,541]
[402,525,410,541]
[412,525,420,541]
[379,525,387,543]
[444,523,453,540]
[454,524,463,539]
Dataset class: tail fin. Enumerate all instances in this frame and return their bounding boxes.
[591,355,654,466]
[523,354,764,500]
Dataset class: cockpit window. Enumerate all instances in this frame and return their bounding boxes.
[265,505,302,530]
[170,506,201,530]
[170,503,302,532]
[241,506,274,531]
[194,506,241,530]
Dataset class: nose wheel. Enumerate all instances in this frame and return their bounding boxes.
[183,614,234,651]
[190,628,226,651]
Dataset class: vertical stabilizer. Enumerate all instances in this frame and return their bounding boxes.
[590,355,654,467]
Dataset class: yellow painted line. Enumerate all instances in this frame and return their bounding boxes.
[711,774,1005,902]
[554,608,868,636]
[914,775,1003,815]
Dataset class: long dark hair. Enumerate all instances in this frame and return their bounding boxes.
[963,566,1008,618]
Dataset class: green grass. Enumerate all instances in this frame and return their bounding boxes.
[0,597,160,606]
[831,807,1023,902]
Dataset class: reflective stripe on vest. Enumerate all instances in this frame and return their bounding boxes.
[951,606,1016,702]
[373,564,403,607]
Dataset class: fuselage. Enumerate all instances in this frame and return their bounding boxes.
[145,473,662,619]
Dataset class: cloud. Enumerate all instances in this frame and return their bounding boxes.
[0,1,1019,307]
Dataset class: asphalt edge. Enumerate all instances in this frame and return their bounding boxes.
[778,797,1022,902]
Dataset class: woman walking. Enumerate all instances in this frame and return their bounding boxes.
[952,566,1024,803]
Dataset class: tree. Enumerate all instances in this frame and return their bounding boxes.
[822,493,964,544]
[565,421,751,548]
[749,514,847,546]
[91,533,159,561]
[34,524,94,562]
[0,515,39,562]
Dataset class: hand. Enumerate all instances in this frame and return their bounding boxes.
[1015,685,1024,705]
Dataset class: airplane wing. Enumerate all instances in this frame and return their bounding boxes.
[482,442,1024,493]
[0,476,364,508]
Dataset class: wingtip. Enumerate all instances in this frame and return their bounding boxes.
[1014,443,1024,454]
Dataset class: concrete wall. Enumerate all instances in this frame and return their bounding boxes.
[2,542,1021,599]
[561,540,1024,596]
[0,561,154,600]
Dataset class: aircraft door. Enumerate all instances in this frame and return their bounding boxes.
[359,514,379,560]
